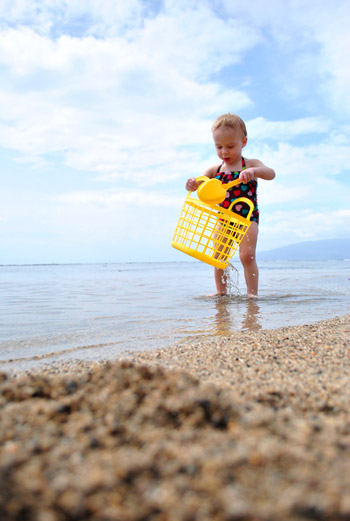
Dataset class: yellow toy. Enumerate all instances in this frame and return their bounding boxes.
[172,177,254,269]
[196,175,241,204]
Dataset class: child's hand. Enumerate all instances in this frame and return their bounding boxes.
[185,177,200,191]
[239,168,255,184]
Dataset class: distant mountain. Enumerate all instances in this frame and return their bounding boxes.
[258,238,350,261]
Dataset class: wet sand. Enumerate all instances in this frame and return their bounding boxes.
[0,314,349,520]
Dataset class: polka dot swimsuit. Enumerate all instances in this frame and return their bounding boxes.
[216,157,259,223]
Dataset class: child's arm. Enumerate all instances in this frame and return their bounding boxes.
[240,159,275,184]
[185,165,219,191]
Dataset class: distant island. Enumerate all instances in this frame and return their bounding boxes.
[258,238,350,261]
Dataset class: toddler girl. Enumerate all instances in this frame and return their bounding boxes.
[186,113,275,297]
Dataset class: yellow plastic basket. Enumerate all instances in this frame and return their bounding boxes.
[171,193,254,269]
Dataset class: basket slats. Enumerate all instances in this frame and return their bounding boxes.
[171,195,252,269]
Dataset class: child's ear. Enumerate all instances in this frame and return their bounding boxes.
[242,137,248,148]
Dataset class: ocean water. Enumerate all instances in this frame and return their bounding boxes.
[0,260,349,371]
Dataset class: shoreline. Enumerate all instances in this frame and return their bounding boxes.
[1,314,349,520]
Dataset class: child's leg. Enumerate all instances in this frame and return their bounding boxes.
[213,221,231,295]
[214,222,258,296]
[239,221,259,297]
[214,266,227,294]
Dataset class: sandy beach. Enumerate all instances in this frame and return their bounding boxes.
[1,314,349,520]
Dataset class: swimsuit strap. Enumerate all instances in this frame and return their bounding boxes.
[217,157,245,173]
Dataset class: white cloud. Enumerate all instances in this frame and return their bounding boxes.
[257,181,310,207]
[275,208,350,240]
[58,189,183,207]
[133,3,262,80]
[248,139,350,181]
[0,0,144,37]
[247,117,330,141]
[0,23,252,180]
[297,2,350,116]
[0,0,349,263]
[221,0,350,116]
[259,208,350,250]
[0,1,349,180]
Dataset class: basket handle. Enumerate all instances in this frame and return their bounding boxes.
[228,197,255,220]
[185,176,208,196]
[195,176,209,186]
[195,176,241,190]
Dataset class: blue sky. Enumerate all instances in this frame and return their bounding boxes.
[0,0,349,264]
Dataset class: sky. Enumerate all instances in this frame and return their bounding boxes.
[0,0,349,264]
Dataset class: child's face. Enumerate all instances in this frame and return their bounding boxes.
[212,126,247,166]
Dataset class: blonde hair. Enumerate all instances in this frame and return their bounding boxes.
[211,113,247,137]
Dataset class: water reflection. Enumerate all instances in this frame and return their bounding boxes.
[213,296,261,335]
[213,296,234,334]
[241,299,262,331]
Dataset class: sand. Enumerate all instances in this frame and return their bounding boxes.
[0,314,349,521]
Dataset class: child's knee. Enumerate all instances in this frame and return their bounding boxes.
[239,249,256,266]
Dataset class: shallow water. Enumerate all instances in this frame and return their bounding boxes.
[0,260,349,370]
